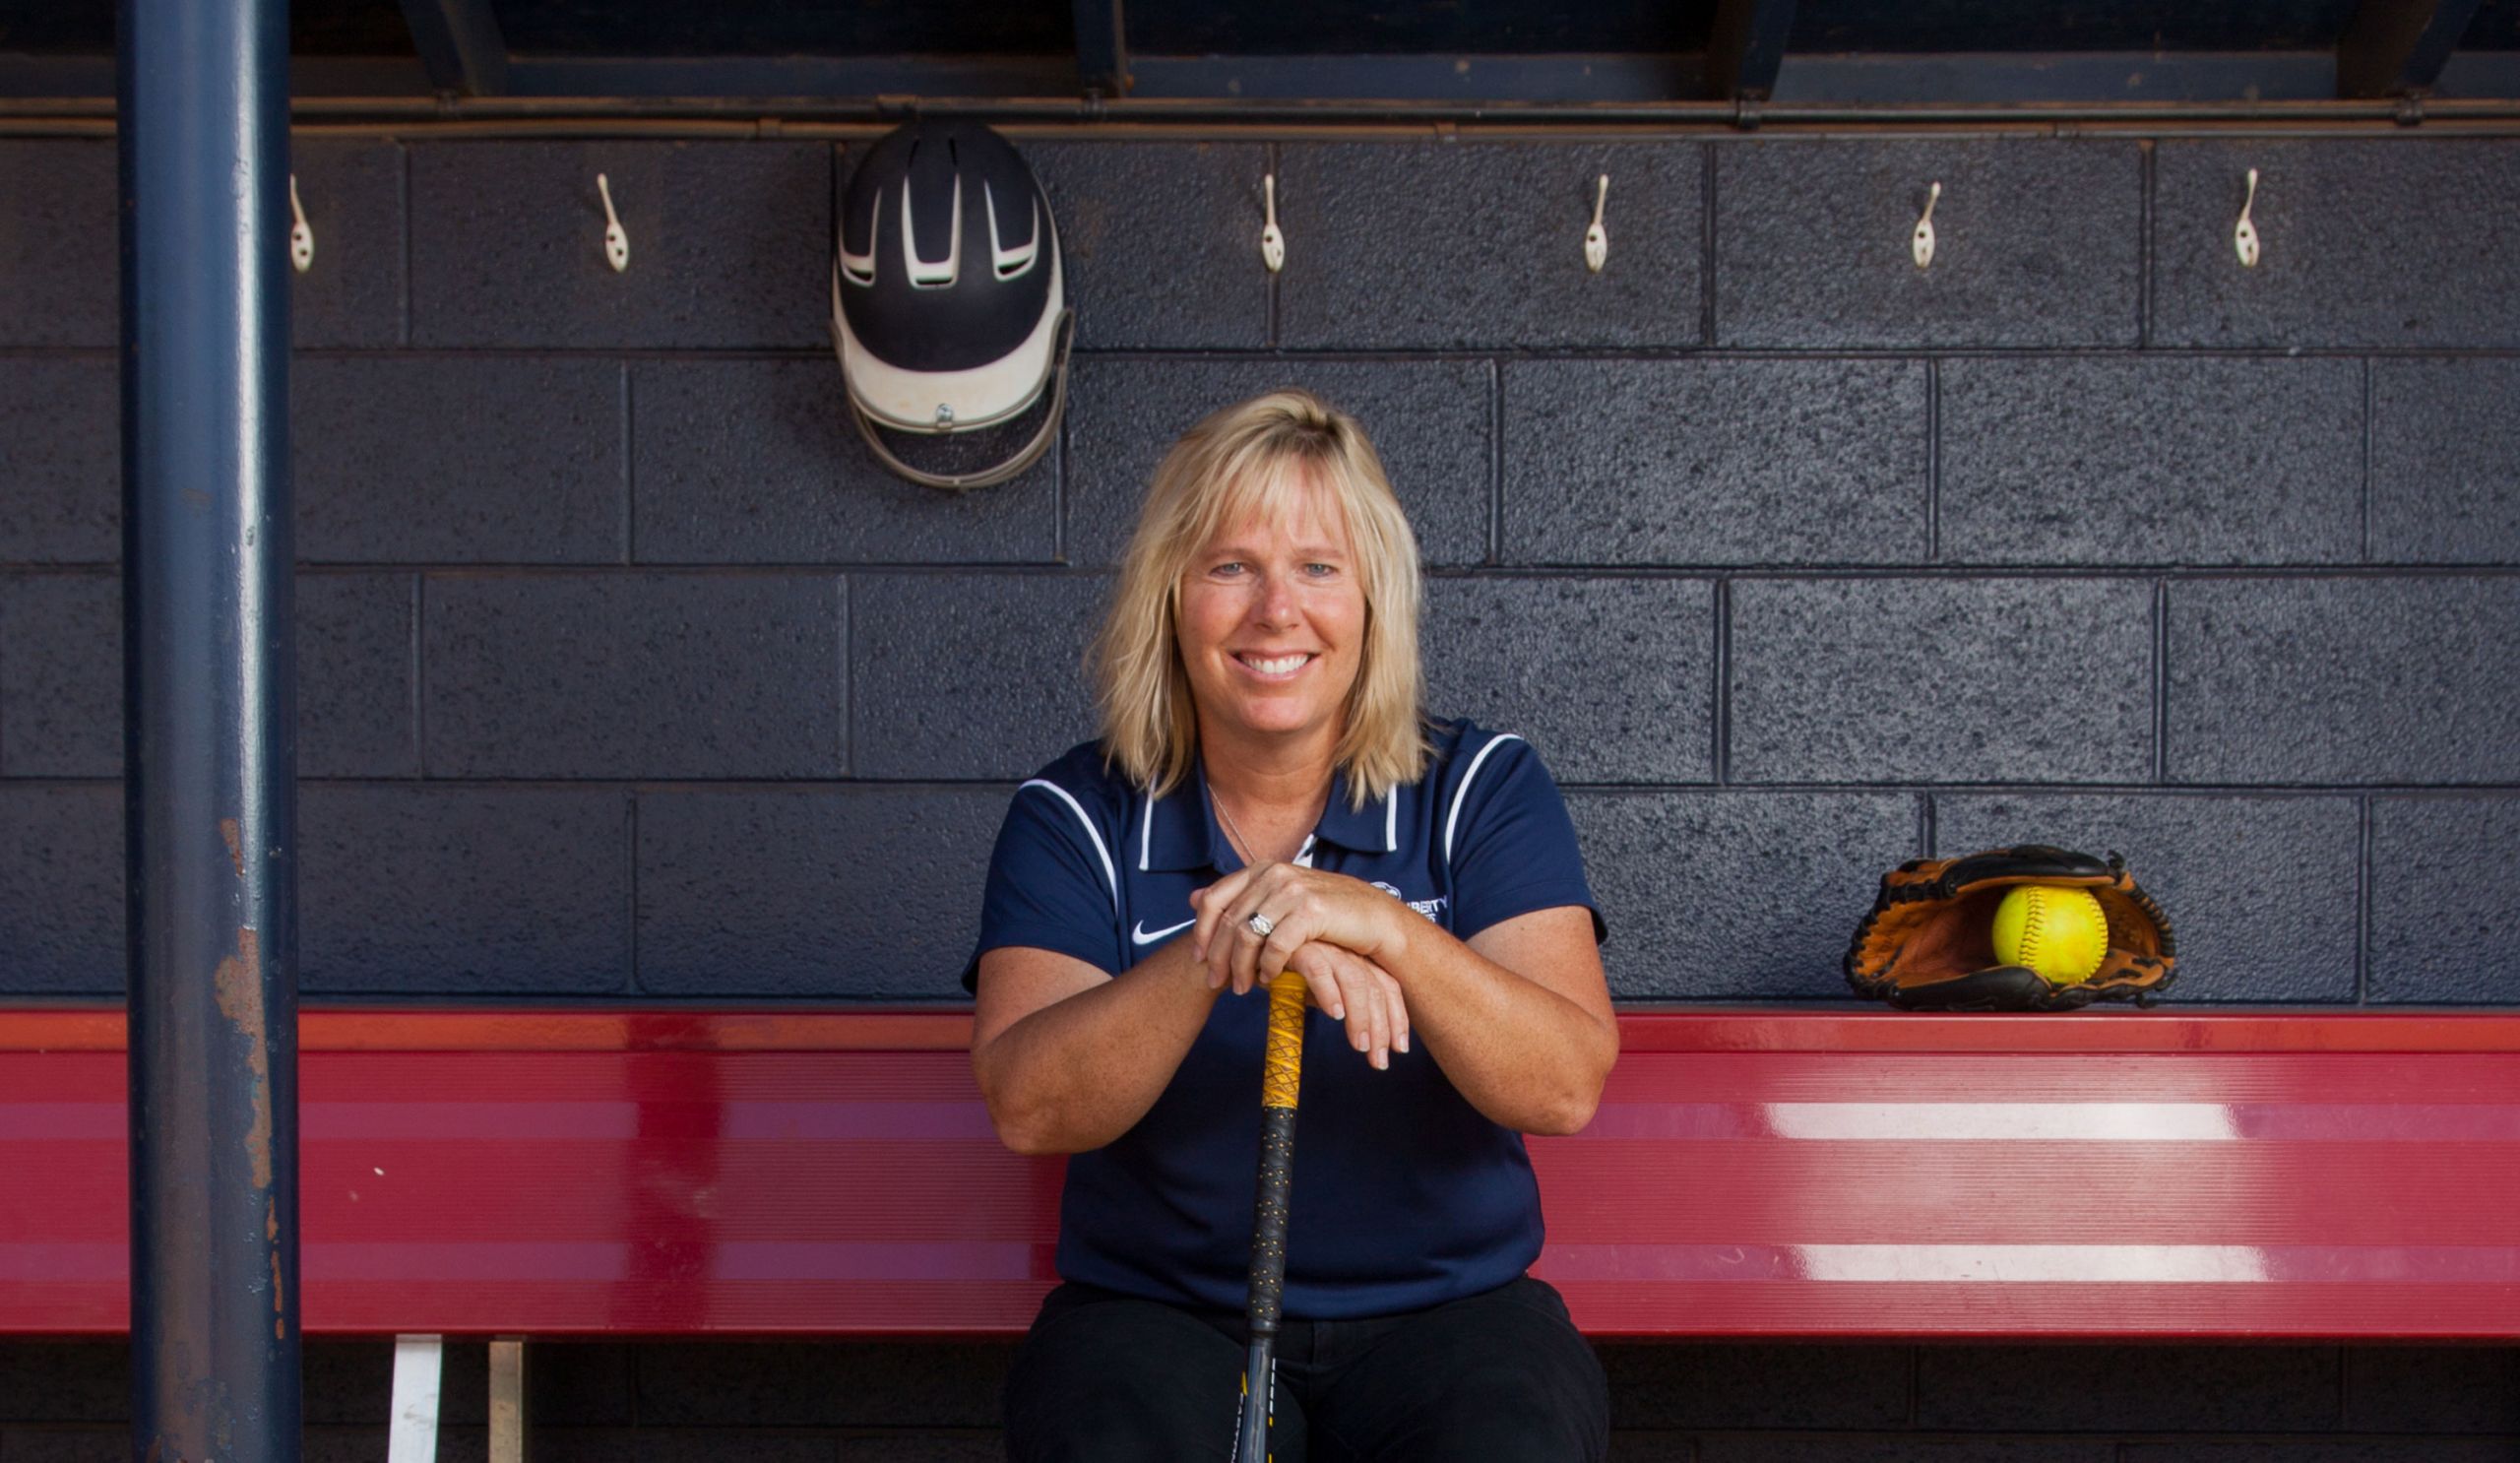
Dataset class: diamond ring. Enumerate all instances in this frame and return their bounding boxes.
[1245,913,1276,938]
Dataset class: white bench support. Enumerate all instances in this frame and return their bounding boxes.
[489,1337,530,1463]
[387,1335,442,1463]
[387,1334,526,1463]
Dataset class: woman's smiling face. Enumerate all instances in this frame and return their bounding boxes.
[1176,467,1367,752]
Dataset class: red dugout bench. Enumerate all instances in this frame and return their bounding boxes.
[8,1006,2518,1448]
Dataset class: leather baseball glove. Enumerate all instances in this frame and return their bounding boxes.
[1845,845,2177,1012]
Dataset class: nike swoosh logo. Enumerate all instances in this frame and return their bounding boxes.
[1132,918,1196,946]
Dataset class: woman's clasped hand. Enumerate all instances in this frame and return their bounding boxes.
[1190,860,1415,1067]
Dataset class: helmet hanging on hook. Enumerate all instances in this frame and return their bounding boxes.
[831,120,1074,492]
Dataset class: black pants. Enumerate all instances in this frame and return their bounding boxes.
[1002,1276,1609,1462]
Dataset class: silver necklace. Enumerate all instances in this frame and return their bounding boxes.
[1211,785,1323,865]
[1212,790,1258,865]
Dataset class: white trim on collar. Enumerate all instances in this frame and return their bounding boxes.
[1023,779,1118,914]
[1444,733,1525,867]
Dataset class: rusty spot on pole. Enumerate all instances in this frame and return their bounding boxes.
[212,926,273,1188]
[270,1198,285,1325]
[220,817,243,878]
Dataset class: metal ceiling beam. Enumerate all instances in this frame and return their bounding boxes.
[1707,0,1796,101]
[1074,0,1128,98]
[399,0,508,97]
[12,51,2520,122]
[503,54,1075,98]
[2338,0,2484,96]
[0,55,436,98]
[1779,50,2343,104]
[1126,53,1698,101]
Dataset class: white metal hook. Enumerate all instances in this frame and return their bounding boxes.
[1260,173,1286,274]
[1584,173,1608,274]
[287,173,313,274]
[2234,167,2261,268]
[597,173,629,273]
[1912,181,1940,269]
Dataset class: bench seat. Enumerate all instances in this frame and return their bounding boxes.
[6,1006,2516,1341]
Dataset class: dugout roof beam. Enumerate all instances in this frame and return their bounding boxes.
[1,1,2516,118]
[1072,0,1128,100]
[398,0,510,97]
[2339,0,2489,96]
[1706,0,1796,102]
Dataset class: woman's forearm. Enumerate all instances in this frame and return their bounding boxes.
[972,937,1224,1155]
[1375,917,1618,1136]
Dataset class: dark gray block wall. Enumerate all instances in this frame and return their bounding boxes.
[9,131,2519,1006]
[4,129,2516,1458]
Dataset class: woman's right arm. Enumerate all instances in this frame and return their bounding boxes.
[971,934,1224,1155]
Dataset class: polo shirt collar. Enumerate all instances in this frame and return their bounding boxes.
[1134,761,1396,873]
[1312,767,1396,857]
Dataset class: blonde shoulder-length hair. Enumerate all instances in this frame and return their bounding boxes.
[1093,388,1429,809]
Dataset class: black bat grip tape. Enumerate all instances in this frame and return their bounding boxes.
[1245,1106,1299,1336]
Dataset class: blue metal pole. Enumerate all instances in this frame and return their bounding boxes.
[118,0,301,1457]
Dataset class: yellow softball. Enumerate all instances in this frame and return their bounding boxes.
[1990,885,2109,986]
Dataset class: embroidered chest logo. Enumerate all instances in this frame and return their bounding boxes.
[1370,881,1449,922]
[1131,917,1196,946]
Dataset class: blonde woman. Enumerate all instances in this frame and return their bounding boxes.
[967,389,1616,1462]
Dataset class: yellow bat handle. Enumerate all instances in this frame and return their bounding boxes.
[1261,972,1308,1110]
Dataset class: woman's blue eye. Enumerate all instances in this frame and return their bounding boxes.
[1206,560,1337,578]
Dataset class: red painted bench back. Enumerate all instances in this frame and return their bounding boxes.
[7,1007,2516,1340]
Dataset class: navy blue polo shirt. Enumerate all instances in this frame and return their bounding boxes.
[963,717,1605,1319]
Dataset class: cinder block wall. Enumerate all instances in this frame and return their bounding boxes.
[3,131,2516,1458]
